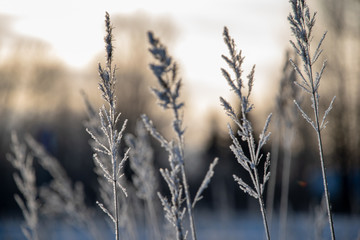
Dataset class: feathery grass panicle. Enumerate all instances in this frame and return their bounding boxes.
[24,135,102,240]
[125,121,161,240]
[220,26,272,240]
[142,31,189,240]
[192,157,219,208]
[147,31,184,122]
[142,113,186,240]
[125,121,157,202]
[267,51,301,240]
[7,133,39,240]
[86,12,129,240]
[288,1,336,239]
[143,31,218,240]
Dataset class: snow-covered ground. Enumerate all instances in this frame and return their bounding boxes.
[196,212,360,240]
[1,212,359,239]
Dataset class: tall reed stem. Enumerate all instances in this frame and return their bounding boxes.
[305,35,335,240]
[110,104,120,240]
[174,107,197,240]
[87,12,129,240]
[288,1,336,238]
[312,89,336,240]
[279,129,294,240]
[256,170,271,240]
[220,26,272,240]
[145,31,198,240]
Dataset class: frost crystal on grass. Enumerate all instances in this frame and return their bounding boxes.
[220,26,272,240]
[86,12,129,240]
[143,31,217,240]
[7,133,39,240]
[288,1,336,239]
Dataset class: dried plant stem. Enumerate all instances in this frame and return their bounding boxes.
[87,12,129,240]
[256,171,271,240]
[106,49,120,240]
[182,165,197,239]
[266,121,280,228]
[169,96,196,240]
[220,26,272,240]
[247,124,271,240]
[110,95,121,240]
[288,1,336,238]
[243,75,271,240]
[174,110,197,240]
[113,192,119,240]
[279,129,294,240]
[304,41,335,240]
[169,94,197,240]
[313,99,335,240]
[145,32,218,240]
[145,31,189,240]
[125,121,161,240]
[145,199,161,240]
[112,143,120,240]
[7,133,39,240]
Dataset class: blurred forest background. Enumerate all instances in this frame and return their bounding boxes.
[0,0,359,226]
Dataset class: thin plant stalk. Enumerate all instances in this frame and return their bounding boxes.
[266,119,280,228]
[104,14,121,240]
[279,128,294,240]
[313,101,335,240]
[125,121,161,240]
[174,109,197,240]
[143,31,192,240]
[146,199,161,240]
[86,12,129,240]
[83,91,135,240]
[288,0,336,239]
[7,133,39,240]
[144,31,217,240]
[220,26,272,240]
[267,50,296,227]
[256,170,271,240]
[25,134,103,240]
[166,87,197,239]
[273,51,299,240]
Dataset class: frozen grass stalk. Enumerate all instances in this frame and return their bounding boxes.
[86,12,129,240]
[276,52,299,240]
[142,31,217,240]
[266,51,297,228]
[125,121,161,240]
[142,31,188,240]
[288,0,336,239]
[83,90,135,240]
[25,135,103,240]
[7,133,39,240]
[220,27,272,240]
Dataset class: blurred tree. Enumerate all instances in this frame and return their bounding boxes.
[0,26,77,213]
[0,12,179,215]
[317,0,360,213]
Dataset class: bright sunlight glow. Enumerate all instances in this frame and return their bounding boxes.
[1,0,290,145]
